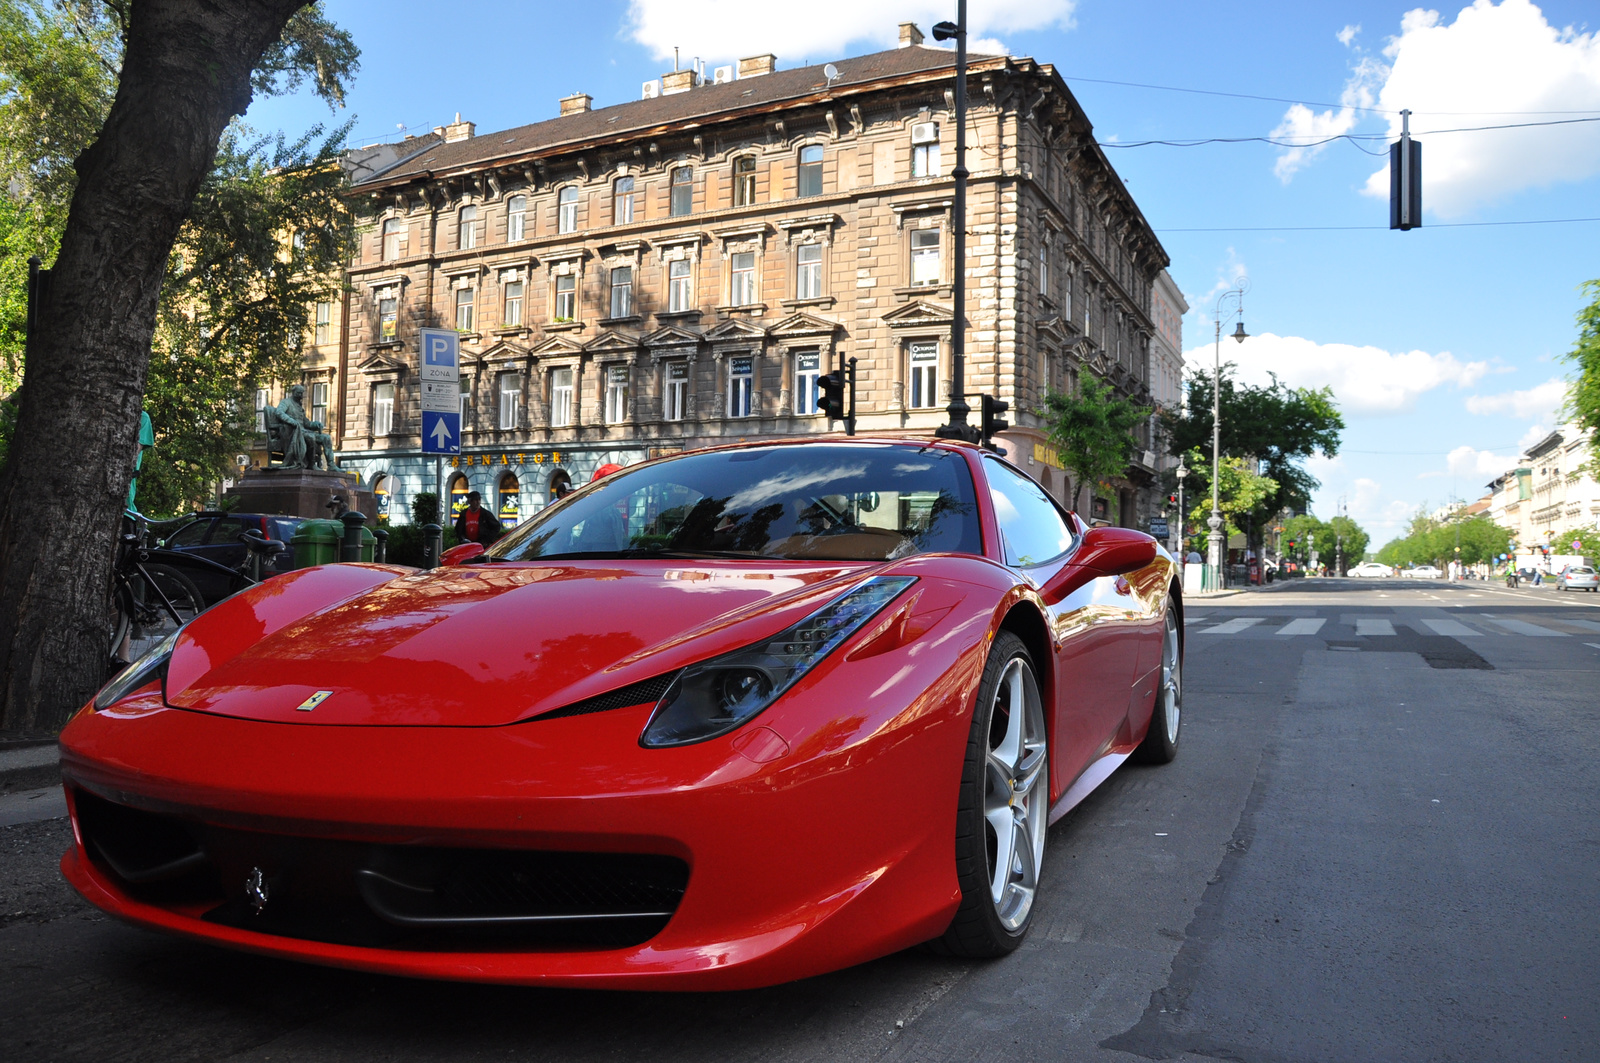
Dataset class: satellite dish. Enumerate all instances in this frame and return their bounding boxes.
[824,63,839,85]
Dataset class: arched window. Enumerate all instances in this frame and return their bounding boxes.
[498,471,521,527]
[372,474,391,524]
[548,469,573,502]
[613,176,635,225]
[670,167,693,216]
[506,195,526,241]
[449,474,471,519]
[733,156,757,206]
[558,186,578,233]
[797,145,823,198]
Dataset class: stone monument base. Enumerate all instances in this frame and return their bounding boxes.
[224,468,376,521]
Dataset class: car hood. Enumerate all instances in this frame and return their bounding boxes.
[165,560,872,726]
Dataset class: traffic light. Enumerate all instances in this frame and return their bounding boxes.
[1286,538,1296,550]
[1167,493,1178,506]
[818,371,846,421]
[980,394,1009,445]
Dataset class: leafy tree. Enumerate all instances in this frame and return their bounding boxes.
[1565,279,1600,469]
[1375,512,1510,568]
[1279,512,1325,566]
[1164,367,1343,555]
[1038,373,1150,511]
[1183,455,1277,542]
[0,0,357,735]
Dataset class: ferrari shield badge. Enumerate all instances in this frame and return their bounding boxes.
[245,867,269,914]
[295,690,333,712]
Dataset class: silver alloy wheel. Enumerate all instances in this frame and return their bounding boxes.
[984,657,1048,932]
[1159,609,1182,744]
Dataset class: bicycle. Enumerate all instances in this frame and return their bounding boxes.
[109,509,206,671]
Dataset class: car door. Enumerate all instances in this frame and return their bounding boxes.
[983,459,1137,795]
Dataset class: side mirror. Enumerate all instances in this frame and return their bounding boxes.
[441,542,486,566]
[1040,527,1159,604]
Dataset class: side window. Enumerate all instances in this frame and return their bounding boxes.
[207,516,248,545]
[985,459,1075,568]
[165,520,212,547]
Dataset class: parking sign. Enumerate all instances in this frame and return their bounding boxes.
[418,328,459,383]
[417,329,460,454]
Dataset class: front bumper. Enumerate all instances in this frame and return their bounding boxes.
[59,639,982,990]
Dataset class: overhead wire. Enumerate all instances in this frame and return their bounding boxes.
[1063,74,1600,117]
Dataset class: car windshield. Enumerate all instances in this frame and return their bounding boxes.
[485,443,981,563]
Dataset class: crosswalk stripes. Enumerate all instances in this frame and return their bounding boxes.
[1477,616,1567,637]
[1421,618,1481,637]
[1274,618,1327,636]
[1560,618,1600,634]
[1197,617,1264,635]
[1354,618,1396,636]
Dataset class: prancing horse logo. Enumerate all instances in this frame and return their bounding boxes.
[296,690,333,712]
[244,867,269,914]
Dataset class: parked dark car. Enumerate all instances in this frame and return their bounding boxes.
[158,512,304,604]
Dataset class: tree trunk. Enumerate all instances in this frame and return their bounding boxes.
[0,0,307,735]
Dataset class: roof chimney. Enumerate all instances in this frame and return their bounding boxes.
[441,112,474,143]
[661,68,696,95]
[559,92,593,117]
[899,22,924,48]
[737,54,776,78]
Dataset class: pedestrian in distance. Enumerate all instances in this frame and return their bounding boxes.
[453,491,503,546]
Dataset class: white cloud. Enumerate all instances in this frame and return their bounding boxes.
[1270,57,1385,181]
[623,1,1074,65]
[1182,332,1491,415]
[1519,422,1552,448]
[1444,444,1515,476]
[1355,0,1600,216]
[1463,376,1569,420]
[1338,24,1362,47]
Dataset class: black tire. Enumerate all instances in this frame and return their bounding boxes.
[935,630,1049,958]
[127,563,206,658]
[1134,599,1182,764]
[108,580,134,672]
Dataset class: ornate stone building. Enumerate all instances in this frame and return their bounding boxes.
[337,22,1168,528]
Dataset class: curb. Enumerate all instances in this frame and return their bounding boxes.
[0,743,60,793]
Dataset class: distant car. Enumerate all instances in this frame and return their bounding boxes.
[1556,565,1598,592]
[1350,561,1392,578]
[1409,565,1442,579]
[158,511,304,603]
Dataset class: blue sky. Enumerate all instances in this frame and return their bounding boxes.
[246,0,1600,546]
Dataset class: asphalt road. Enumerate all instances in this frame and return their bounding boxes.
[3,578,1595,1063]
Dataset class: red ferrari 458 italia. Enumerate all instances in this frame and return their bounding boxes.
[60,438,1182,990]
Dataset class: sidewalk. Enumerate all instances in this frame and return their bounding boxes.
[1188,577,1308,599]
[0,741,59,792]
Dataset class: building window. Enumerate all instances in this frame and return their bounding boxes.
[797,145,823,198]
[796,242,822,299]
[309,380,329,425]
[551,368,575,427]
[733,156,756,206]
[557,186,578,234]
[909,341,938,409]
[506,195,526,242]
[458,205,477,249]
[1039,243,1049,294]
[728,356,753,417]
[503,279,524,326]
[730,251,756,305]
[497,373,521,430]
[314,301,332,344]
[1063,270,1073,319]
[912,136,941,179]
[373,383,394,436]
[670,167,693,216]
[455,287,475,332]
[498,471,521,527]
[604,365,629,424]
[665,362,688,421]
[459,377,472,422]
[613,176,634,225]
[911,228,941,286]
[378,294,398,342]
[381,218,402,261]
[794,351,820,414]
[254,388,270,433]
[554,273,576,321]
[609,265,633,318]
[668,258,692,313]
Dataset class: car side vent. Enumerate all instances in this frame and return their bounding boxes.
[536,673,678,721]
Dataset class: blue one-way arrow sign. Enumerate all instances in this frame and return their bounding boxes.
[422,410,460,454]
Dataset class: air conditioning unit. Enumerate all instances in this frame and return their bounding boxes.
[713,65,734,85]
[911,121,939,144]
[641,80,660,99]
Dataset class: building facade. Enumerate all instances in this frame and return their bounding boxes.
[1486,425,1600,551]
[337,23,1168,528]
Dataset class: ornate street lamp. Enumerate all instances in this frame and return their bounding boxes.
[1174,461,1188,556]
[932,4,977,442]
[1208,281,1248,584]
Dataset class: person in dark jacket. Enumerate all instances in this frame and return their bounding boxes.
[453,491,503,545]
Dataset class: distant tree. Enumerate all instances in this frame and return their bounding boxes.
[1376,512,1509,568]
[1565,279,1600,470]
[1038,373,1150,511]
[1183,456,1277,542]
[0,0,357,735]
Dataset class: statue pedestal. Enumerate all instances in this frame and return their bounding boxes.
[225,468,376,521]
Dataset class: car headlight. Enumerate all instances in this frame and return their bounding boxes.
[94,630,180,710]
[640,575,917,748]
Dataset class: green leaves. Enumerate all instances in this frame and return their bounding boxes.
[1376,513,1512,568]
[1564,279,1600,470]
[1038,373,1150,504]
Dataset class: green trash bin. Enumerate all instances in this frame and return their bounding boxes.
[290,519,344,569]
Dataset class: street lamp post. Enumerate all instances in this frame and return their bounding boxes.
[1208,282,1248,585]
[1175,461,1188,557]
[932,4,977,443]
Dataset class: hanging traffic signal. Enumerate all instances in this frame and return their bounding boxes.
[1389,108,1422,230]
[818,371,846,421]
[980,394,1009,445]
